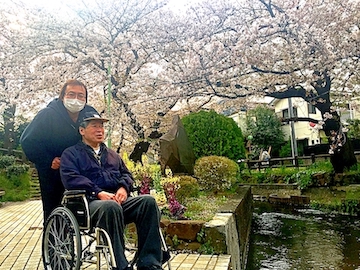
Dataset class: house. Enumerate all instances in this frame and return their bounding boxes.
[229,97,324,155]
[337,96,360,123]
[272,97,324,149]
[229,95,360,156]
[228,96,273,132]
[228,109,247,132]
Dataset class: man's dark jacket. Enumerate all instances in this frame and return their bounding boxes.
[20,99,98,220]
[20,99,98,170]
[60,142,134,199]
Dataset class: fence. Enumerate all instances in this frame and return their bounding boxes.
[244,151,360,171]
[2,147,360,172]
[0,148,28,162]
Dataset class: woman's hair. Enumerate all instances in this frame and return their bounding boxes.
[59,79,88,102]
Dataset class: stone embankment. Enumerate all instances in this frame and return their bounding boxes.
[161,186,253,270]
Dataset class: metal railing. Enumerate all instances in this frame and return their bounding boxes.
[243,151,360,170]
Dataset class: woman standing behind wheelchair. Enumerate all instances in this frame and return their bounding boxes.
[20,79,99,224]
[60,112,164,270]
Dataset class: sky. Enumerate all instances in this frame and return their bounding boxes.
[18,0,202,14]
[167,0,202,12]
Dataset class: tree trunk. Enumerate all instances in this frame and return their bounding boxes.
[327,118,357,173]
[266,70,357,173]
[3,104,16,152]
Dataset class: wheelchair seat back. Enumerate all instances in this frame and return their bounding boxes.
[61,190,91,230]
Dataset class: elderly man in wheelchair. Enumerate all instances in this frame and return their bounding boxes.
[42,112,169,270]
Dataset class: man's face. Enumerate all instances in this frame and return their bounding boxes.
[62,85,86,101]
[80,120,105,146]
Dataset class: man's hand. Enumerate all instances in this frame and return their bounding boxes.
[97,191,115,201]
[97,189,127,204]
[114,187,128,204]
[51,157,61,169]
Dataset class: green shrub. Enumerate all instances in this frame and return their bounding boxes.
[307,160,333,172]
[194,156,239,193]
[0,156,31,202]
[122,152,162,191]
[340,199,360,216]
[182,110,246,161]
[245,106,285,158]
[240,167,280,184]
[198,241,215,254]
[279,139,303,157]
[6,164,30,178]
[176,175,200,204]
[0,155,16,169]
[347,119,360,139]
[284,170,314,189]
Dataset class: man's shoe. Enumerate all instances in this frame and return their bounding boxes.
[138,266,163,270]
[112,266,133,270]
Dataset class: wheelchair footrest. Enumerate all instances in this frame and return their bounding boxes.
[95,244,111,250]
[162,250,171,264]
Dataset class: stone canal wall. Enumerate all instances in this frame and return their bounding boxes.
[161,186,253,270]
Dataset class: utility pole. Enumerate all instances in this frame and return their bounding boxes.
[107,64,112,148]
[288,98,298,165]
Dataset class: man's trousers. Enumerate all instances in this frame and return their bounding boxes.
[89,195,163,270]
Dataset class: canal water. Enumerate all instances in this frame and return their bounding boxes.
[247,202,360,270]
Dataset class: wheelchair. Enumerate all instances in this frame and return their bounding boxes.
[42,190,171,270]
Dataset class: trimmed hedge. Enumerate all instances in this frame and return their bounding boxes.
[194,155,239,193]
[182,110,246,161]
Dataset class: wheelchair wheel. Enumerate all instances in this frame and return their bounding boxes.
[42,207,82,270]
[95,228,117,269]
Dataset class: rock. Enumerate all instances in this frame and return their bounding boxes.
[269,194,310,206]
[164,220,205,241]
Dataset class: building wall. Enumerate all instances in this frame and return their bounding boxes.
[273,98,323,146]
[229,111,247,133]
[347,97,360,121]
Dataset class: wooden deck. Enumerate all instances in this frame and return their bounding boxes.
[0,200,231,270]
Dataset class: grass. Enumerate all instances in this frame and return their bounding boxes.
[0,172,31,202]
[304,186,360,215]
[182,194,229,221]
[310,186,360,202]
[157,160,360,219]
[239,160,360,216]
[303,187,345,205]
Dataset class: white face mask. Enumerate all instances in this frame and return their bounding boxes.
[63,98,86,113]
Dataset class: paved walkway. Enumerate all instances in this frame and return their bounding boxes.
[0,200,231,270]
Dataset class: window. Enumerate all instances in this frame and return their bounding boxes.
[282,107,298,118]
[293,107,298,117]
[283,108,289,118]
[308,103,316,114]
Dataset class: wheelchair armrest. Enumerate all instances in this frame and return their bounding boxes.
[64,190,87,196]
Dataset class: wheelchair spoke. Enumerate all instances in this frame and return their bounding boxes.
[43,207,82,270]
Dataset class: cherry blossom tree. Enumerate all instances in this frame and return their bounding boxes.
[0,0,359,171]
[0,2,38,149]
[2,0,176,152]
[231,0,360,171]
[159,0,359,112]
[157,0,359,171]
